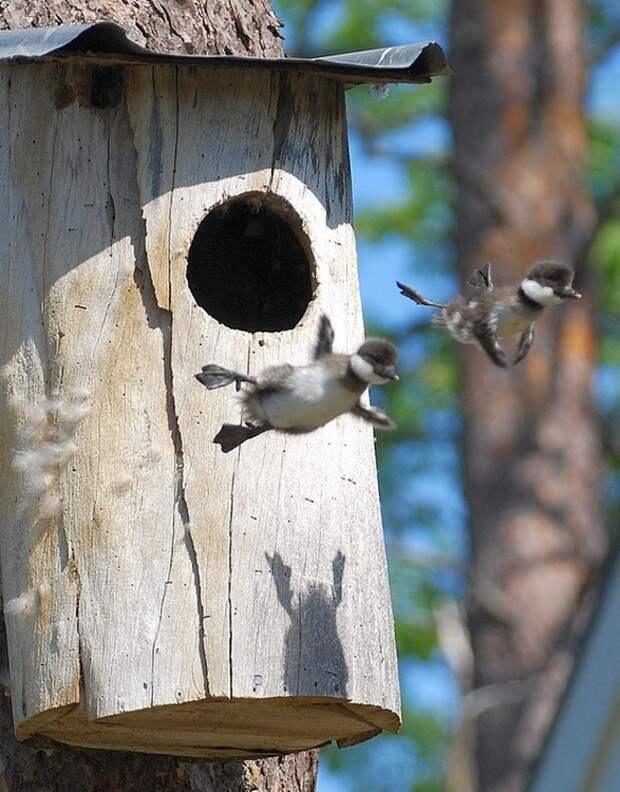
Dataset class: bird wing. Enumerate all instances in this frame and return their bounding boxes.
[466,263,494,291]
[513,325,535,366]
[313,314,335,359]
[472,316,508,368]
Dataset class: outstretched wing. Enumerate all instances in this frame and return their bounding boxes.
[313,314,335,360]
[466,263,494,291]
[473,317,508,368]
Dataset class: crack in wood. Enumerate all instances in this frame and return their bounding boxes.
[227,470,236,699]
[224,339,252,697]
[70,551,85,709]
[147,238,211,701]
[129,70,210,699]
[150,472,178,706]
[269,72,294,188]
[165,66,180,311]
[162,69,210,698]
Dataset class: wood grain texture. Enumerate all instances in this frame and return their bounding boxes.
[0,59,400,759]
[0,616,319,792]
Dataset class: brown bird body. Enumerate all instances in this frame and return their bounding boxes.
[397,260,581,367]
[196,315,399,452]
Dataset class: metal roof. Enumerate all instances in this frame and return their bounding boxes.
[0,22,449,85]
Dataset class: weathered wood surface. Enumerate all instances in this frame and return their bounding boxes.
[0,60,400,758]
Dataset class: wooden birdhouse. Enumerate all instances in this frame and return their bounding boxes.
[0,23,448,759]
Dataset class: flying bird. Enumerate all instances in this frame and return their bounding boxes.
[196,315,398,453]
[397,260,581,368]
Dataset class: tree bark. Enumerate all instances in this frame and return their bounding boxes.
[0,2,317,790]
[0,1,284,58]
[448,1,607,791]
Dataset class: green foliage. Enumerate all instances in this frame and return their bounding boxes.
[592,219,620,321]
[277,0,447,55]
[587,25,620,523]
[348,86,444,137]
[357,158,453,248]
[587,0,620,56]
[589,118,620,202]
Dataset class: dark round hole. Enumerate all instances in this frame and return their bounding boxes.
[187,195,315,332]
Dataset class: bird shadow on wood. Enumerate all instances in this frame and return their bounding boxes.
[265,550,348,698]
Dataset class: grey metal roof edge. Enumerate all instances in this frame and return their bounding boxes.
[0,21,449,84]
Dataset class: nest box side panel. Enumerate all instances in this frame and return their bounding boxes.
[230,74,400,726]
[128,63,400,735]
[0,62,207,732]
[126,64,283,703]
[0,64,81,732]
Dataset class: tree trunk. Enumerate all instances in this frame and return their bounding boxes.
[0,1,284,58]
[0,3,317,790]
[448,1,607,791]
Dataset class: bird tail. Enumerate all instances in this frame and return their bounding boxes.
[213,423,270,453]
[196,365,252,390]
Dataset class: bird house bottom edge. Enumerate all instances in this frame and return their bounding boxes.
[15,696,401,760]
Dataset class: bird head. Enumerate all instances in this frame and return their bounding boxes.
[350,338,399,384]
[521,261,581,306]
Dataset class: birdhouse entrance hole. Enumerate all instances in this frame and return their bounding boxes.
[187,194,315,332]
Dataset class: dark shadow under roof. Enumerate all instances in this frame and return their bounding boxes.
[0,21,449,85]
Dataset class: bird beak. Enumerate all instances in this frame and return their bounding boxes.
[384,368,399,381]
[560,286,581,299]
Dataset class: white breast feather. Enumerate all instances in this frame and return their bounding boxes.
[351,354,385,384]
[258,366,357,430]
[521,278,562,306]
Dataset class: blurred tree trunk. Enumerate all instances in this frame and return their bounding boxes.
[448,1,607,791]
[0,3,317,791]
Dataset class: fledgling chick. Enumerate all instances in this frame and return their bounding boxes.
[196,315,398,453]
[396,260,581,368]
